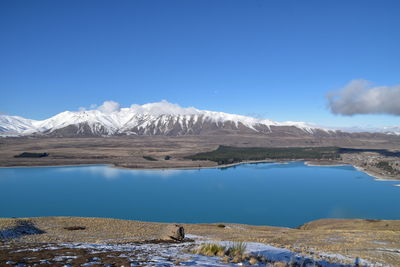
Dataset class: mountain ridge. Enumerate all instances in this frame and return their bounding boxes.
[0,101,398,137]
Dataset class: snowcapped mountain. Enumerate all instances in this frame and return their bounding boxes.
[333,126,400,136]
[0,101,397,137]
[380,126,400,135]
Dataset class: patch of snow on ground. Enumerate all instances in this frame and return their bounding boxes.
[215,241,360,267]
[224,225,247,230]
[7,236,375,267]
[53,255,78,262]
[56,242,231,267]
[242,242,294,262]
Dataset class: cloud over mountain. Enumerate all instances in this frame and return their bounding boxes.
[97,101,121,113]
[130,100,200,116]
[327,80,400,116]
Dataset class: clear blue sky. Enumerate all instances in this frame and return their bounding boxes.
[1,0,399,127]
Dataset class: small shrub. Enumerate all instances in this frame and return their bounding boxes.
[164,155,171,160]
[196,243,226,257]
[217,224,226,228]
[63,226,86,231]
[143,156,157,161]
[226,242,247,257]
[194,242,247,260]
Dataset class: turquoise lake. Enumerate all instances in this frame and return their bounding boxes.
[0,162,399,227]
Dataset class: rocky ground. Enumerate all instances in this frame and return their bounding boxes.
[1,217,400,266]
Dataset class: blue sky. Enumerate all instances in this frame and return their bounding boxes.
[1,0,399,127]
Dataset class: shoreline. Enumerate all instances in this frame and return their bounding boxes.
[0,159,334,171]
[0,163,113,169]
[1,158,398,180]
[352,165,400,181]
[303,160,348,167]
[0,159,282,171]
[303,161,399,181]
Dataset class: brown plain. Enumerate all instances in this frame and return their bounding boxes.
[1,135,400,169]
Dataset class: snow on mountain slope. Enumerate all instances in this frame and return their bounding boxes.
[373,126,400,135]
[0,115,38,135]
[34,110,121,135]
[327,125,400,136]
[1,100,396,137]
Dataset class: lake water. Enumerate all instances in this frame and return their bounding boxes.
[1,162,399,227]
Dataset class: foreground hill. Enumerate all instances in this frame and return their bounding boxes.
[1,217,399,266]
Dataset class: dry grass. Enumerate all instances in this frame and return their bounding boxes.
[195,243,226,257]
[195,241,247,258]
[226,241,247,257]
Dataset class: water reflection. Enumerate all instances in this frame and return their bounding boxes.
[55,165,183,179]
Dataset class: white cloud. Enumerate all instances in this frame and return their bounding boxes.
[97,101,121,113]
[130,100,200,115]
[81,100,199,116]
[327,79,400,116]
[78,104,97,112]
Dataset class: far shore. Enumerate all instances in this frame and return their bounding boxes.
[1,136,399,181]
[0,159,277,171]
[1,158,398,181]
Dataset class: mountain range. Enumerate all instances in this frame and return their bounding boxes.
[1,101,399,137]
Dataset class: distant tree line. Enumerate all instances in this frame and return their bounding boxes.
[14,152,49,158]
[186,146,341,165]
[376,161,397,174]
